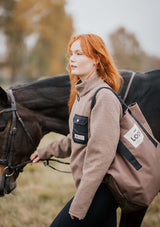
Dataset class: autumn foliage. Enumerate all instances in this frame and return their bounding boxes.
[0,0,73,82]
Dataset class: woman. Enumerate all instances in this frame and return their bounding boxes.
[32,33,123,227]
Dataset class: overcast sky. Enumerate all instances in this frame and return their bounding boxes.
[66,0,160,57]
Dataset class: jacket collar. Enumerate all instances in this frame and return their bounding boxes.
[75,73,106,97]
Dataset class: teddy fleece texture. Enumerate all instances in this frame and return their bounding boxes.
[38,73,122,219]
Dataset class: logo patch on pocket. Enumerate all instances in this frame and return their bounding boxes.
[74,134,85,141]
[124,124,144,148]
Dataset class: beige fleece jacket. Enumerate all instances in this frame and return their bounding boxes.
[38,73,122,219]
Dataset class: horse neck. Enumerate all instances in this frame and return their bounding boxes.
[12,75,70,136]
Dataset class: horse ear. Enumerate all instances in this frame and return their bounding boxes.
[0,87,9,107]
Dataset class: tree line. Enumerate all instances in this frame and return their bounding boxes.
[109,27,160,72]
[0,1,159,84]
[0,0,73,83]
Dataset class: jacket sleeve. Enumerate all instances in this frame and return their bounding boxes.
[37,133,71,159]
[69,90,122,219]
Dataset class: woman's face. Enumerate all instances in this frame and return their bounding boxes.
[69,40,96,80]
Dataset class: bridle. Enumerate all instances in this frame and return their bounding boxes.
[0,89,36,177]
[0,89,70,178]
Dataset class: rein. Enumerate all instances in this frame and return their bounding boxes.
[44,159,71,173]
[0,89,70,176]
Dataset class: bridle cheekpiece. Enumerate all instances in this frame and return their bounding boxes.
[0,89,36,177]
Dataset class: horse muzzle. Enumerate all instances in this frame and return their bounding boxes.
[0,167,16,196]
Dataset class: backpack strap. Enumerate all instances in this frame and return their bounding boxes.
[91,86,142,170]
[117,140,142,170]
[91,86,158,147]
[91,86,128,113]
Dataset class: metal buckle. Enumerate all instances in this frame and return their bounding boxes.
[3,166,15,177]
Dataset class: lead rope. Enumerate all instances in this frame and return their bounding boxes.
[43,158,71,173]
[12,158,71,174]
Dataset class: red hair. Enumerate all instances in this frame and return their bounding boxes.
[67,34,123,113]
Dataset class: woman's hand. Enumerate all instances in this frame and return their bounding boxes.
[70,214,81,220]
[31,151,41,163]
[70,214,74,219]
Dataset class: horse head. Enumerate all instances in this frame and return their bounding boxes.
[0,87,42,196]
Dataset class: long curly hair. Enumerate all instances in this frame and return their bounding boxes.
[67,34,123,113]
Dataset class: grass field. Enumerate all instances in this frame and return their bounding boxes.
[0,133,160,226]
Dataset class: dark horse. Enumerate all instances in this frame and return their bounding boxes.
[0,70,160,224]
[0,69,159,226]
[0,69,160,196]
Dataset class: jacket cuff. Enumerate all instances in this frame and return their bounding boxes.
[69,207,86,220]
[37,145,53,160]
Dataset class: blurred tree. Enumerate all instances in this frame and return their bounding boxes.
[27,0,73,79]
[109,27,144,71]
[141,54,160,71]
[0,0,73,82]
[0,0,19,82]
[109,27,160,72]
[0,0,15,28]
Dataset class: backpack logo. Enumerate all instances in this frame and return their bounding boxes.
[124,124,144,148]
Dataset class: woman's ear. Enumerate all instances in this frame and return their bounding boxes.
[0,87,9,107]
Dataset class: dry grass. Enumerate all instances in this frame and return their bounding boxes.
[0,133,160,226]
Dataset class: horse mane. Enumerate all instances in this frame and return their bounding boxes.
[10,74,70,90]
[17,103,38,120]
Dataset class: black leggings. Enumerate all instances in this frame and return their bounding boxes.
[50,183,118,227]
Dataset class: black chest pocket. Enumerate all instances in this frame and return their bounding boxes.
[72,114,88,144]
